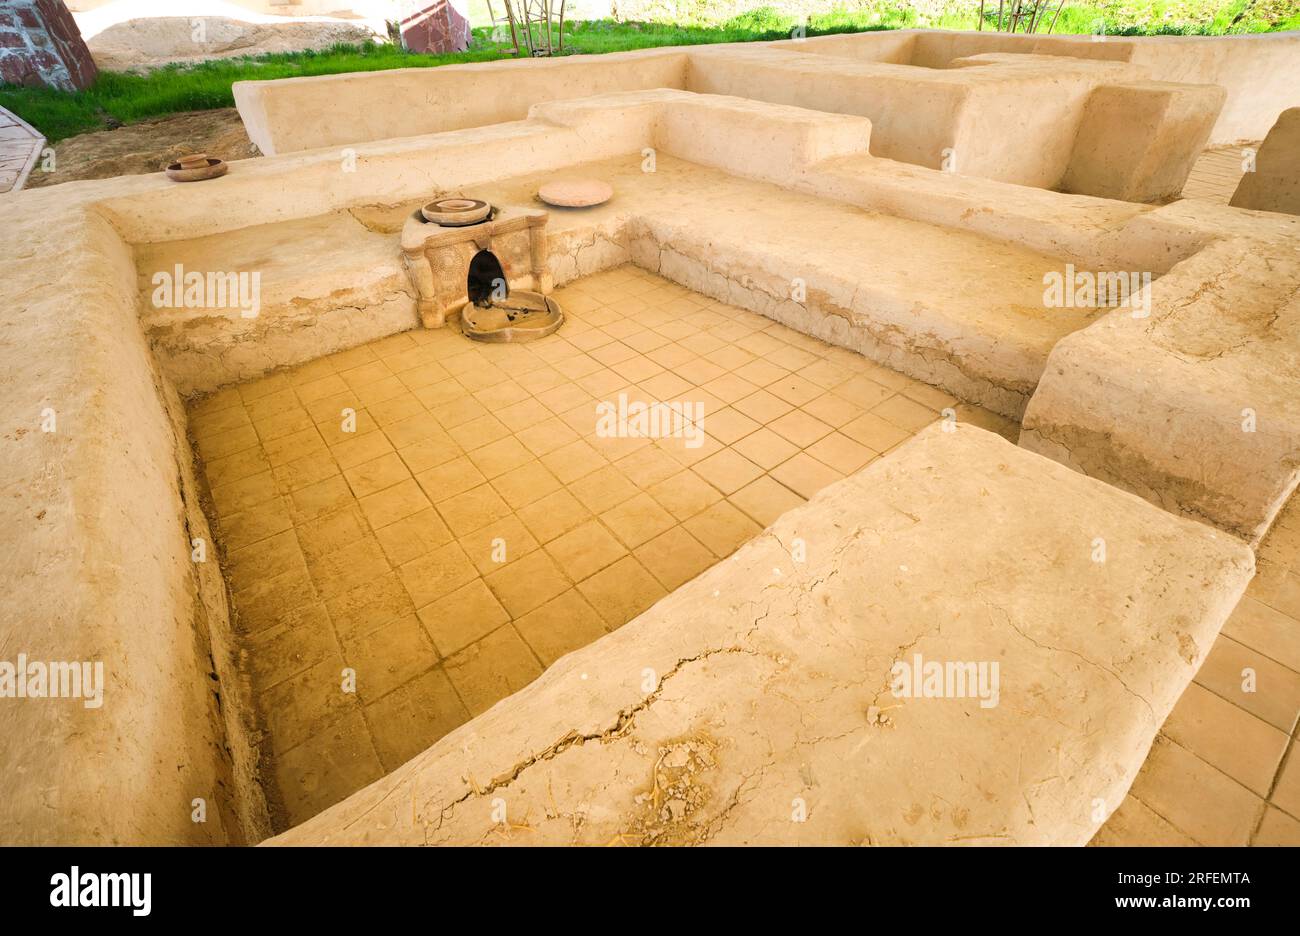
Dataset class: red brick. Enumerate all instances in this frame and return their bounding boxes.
[0,0,95,91]
[401,0,470,54]
[0,56,34,86]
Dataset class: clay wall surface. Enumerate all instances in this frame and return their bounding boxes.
[0,194,269,844]
[864,28,1300,143]
[2,87,1296,843]
[233,29,1300,164]
[233,48,691,156]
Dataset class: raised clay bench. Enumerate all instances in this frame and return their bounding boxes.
[269,424,1252,846]
[470,146,1099,421]
[132,91,1100,417]
[136,210,417,395]
[1021,237,1300,546]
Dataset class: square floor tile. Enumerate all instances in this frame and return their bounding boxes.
[731,426,799,470]
[769,410,833,448]
[273,710,383,828]
[343,451,411,499]
[732,389,794,423]
[515,488,592,544]
[459,513,540,574]
[342,614,438,703]
[484,548,572,617]
[634,526,717,590]
[805,431,875,475]
[373,506,454,566]
[443,625,544,717]
[514,589,610,667]
[1128,737,1261,845]
[435,483,512,537]
[358,477,430,529]
[545,519,629,582]
[703,406,761,445]
[729,475,805,527]
[541,439,607,483]
[770,452,844,500]
[873,394,938,431]
[466,435,534,479]
[399,541,479,609]
[647,470,722,521]
[1194,635,1300,732]
[417,578,511,658]
[683,500,763,558]
[364,667,470,771]
[570,464,640,514]
[1162,682,1289,797]
[577,556,667,628]
[840,411,912,452]
[326,571,417,642]
[600,492,677,548]
[692,447,764,495]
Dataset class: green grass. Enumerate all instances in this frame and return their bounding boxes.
[3,2,1297,142]
[0,41,507,142]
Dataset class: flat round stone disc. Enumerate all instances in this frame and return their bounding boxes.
[421,197,491,225]
[538,178,613,208]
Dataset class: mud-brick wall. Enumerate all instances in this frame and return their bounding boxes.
[0,0,97,91]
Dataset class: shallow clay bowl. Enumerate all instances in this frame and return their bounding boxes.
[538,178,613,208]
[422,197,492,225]
[166,156,228,183]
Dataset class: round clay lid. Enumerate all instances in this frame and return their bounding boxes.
[538,178,613,208]
[421,197,491,225]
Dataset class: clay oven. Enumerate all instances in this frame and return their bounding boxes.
[400,200,552,331]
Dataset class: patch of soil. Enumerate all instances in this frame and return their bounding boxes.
[25,108,261,189]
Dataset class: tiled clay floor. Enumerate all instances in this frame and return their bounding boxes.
[188,265,1014,828]
[1179,143,1255,205]
[1095,495,1300,846]
[188,264,1300,843]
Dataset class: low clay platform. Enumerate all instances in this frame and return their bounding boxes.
[1022,236,1300,546]
[137,212,415,394]
[143,146,1094,415]
[270,424,1252,846]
